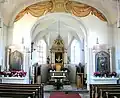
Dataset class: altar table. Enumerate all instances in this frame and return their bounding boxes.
[51,76,66,89]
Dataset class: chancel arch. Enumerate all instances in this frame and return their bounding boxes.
[29,12,88,85]
[30,13,88,65]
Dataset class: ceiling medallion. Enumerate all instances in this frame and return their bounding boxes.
[51,0,69,12]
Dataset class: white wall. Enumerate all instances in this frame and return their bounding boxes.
[81,15,108,48]
[0,24,7,71]
[13,13,37,47]
[113,25,120,74]
[0,12,8,71]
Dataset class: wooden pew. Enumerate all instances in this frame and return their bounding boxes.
[0,88,38,97]
[0,83,44,98]
[105,92,120,98]
[99,89,120,98]
[0,86,41,97]
[96,86,120,97]
[0,91,36,98]
[90,84,120,98]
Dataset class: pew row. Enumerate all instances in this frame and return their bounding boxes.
[90,84,120,98]
[106,92,120,98]
[0,83,44,98]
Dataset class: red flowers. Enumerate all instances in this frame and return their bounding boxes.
[93,71,117,77]
[110,72,117,77]
[94,72,101,77]
[0,69,27,77]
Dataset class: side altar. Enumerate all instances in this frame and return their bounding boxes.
[0,45,28,84]
[89,42,117,86]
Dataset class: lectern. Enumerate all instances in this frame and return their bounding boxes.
[76,73,84,88]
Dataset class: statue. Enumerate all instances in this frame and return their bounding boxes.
[55,53,62,63]
[79,63,84,73]
[47,56,50,64]
[56,55,62,63]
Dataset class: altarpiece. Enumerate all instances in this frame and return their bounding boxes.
[50,35,67,70]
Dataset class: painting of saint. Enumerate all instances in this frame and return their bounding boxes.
[95,51,110,73]
[9,50,23,70]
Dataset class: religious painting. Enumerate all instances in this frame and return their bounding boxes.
[9,50,23,70]
[55,52,63,63]
[95,51,110,73]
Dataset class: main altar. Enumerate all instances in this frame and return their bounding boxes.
[47,35,69,85]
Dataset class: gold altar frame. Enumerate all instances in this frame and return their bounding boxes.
[50,35,65,68]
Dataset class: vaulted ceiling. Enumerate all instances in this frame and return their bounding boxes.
[0,0,118,25]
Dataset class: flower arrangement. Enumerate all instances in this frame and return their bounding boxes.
[0,69,27,77]
[93,71,117,77]
[109,72,117,77]
[94,72,101,77]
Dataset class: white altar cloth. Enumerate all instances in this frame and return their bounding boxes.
[90,76,119,84]
[0,77,28,84]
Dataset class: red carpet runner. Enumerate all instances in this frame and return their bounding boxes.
[49,92,81,98]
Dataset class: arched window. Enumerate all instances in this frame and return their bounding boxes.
[71,39,80,64]
[36,39,46,64]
